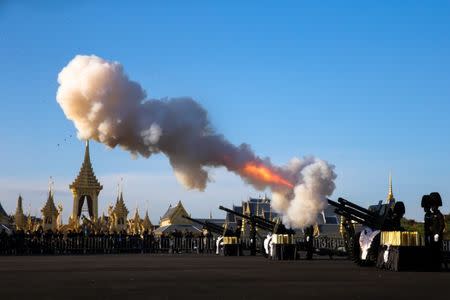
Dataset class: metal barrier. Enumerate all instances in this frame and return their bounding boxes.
[0,235,217,256]
[312,236,346,250]
[1,233,448,257]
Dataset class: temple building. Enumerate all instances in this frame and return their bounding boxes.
[69,140,103,223]
[129,208,142,235]
[110,191,129,232]
[141,210,153,233]
[154,201,204,236]
[41,188,59,232]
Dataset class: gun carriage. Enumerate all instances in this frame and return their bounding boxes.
[219,206,298,260]
[327,197,405,265]
[182,215,241,256]
[328,194,446,271]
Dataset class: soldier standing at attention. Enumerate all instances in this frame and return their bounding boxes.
[429,192,445,269]
[304,225,314,260]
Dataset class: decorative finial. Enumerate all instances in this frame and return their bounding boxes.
[117,177,124,200]
[49,176,55,196]
[387,172,394,203]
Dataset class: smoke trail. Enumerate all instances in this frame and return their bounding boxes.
[56,55,336,228]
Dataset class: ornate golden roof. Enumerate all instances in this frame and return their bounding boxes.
[14,195,26,230]
[15,195,24,216]
[113,192,129,217]
[142,210,153,229]
[41,191,58,216]
[70,140,103,192]
[132,208,141,222]
[160,201,190,227]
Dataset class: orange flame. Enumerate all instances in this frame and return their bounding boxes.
[243,162,294,189]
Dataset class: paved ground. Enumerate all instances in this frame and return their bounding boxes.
[0,254,448,300]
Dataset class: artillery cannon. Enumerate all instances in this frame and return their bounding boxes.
[182,215,241,256]
[328,198,405,231]
[328,197,406,265]
[219,206,298,260]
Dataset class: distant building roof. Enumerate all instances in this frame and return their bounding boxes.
[161,205,178,220]
[0,201,9,225]
[0,201,8,217]
[160,201,191,227]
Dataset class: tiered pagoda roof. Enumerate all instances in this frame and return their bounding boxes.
[70,140,103,192]
[41,191,58,216]
[142,210,153,229]
[113,192,129,217]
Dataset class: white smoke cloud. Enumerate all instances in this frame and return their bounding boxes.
[56,54,337,228]
[272,158,337,228]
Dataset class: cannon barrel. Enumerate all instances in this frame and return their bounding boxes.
[219,206,274,231]
[338,197,374,216]
[183,215,229,235]
[219,205,294,234]
[328,199,380,228]
[252,215,276,228]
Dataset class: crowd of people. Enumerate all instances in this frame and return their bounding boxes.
[0,228,217,255]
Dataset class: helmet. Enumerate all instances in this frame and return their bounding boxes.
[393,201,405,217]
[421,194,431,208]
[429,192,442,207]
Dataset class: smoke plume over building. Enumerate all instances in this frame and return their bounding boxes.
[56,55,336,228]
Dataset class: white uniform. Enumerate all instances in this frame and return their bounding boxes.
[359,227,380,260]
[216,236,224,255]
[263,233,272,255]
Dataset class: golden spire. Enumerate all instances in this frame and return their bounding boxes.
[70,139,102,192]
[142,209,153,231]
[14,195,26,230]
[133,207,140,221]
[387,173,395,203]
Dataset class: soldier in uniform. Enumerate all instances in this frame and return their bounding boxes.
[304,225,314,260]
[429,192,445,269]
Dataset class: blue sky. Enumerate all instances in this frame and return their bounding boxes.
[0,1,449,222]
